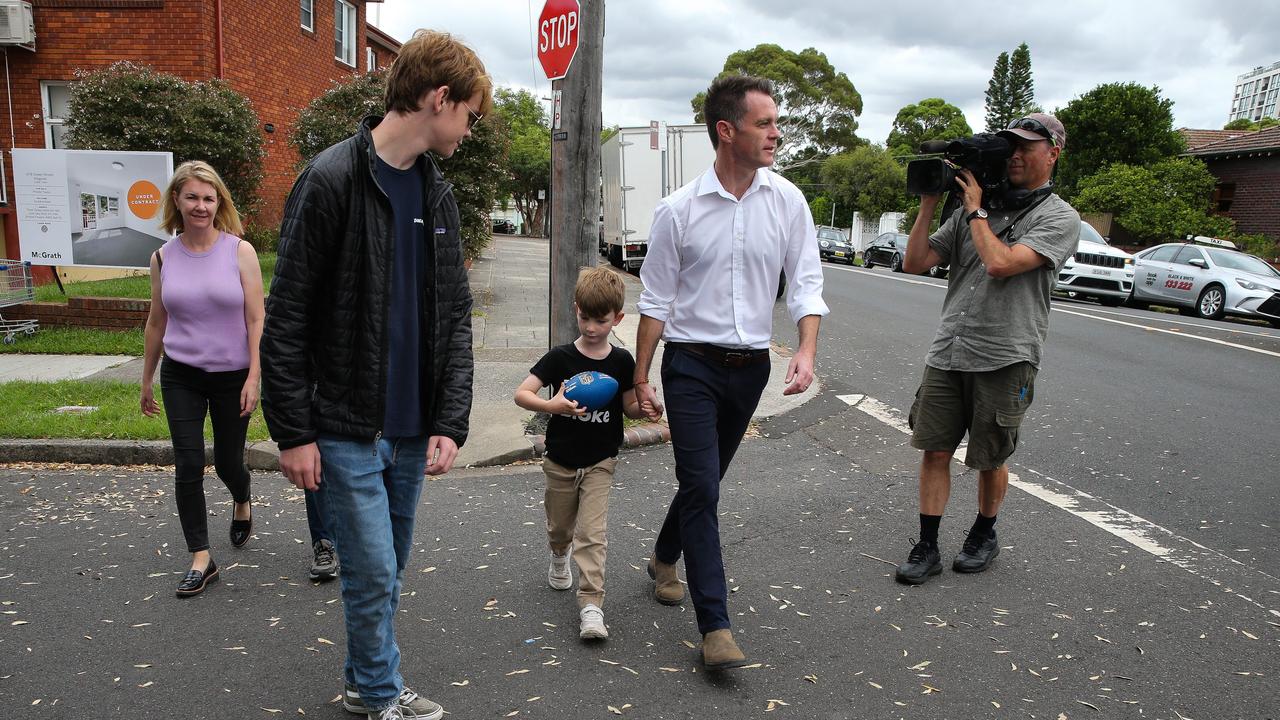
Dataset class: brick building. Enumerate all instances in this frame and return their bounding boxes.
[1182,125,1280,243]
[0,0,401,277]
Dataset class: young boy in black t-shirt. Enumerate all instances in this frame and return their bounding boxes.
[514,267,645,640]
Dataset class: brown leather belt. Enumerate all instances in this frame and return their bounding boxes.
[668,342,769,368]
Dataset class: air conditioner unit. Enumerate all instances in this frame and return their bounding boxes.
[0,0,34,47]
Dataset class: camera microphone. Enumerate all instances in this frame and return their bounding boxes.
[918,140,950,154]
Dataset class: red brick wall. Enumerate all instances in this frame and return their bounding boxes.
[0,0,383,249]
[9,296,150,330]
[220,0,372,228]
[1204,155,1280,240]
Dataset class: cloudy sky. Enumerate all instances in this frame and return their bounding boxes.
[370,1,1277,145]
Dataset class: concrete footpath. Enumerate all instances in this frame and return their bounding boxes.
[0,235,817,467]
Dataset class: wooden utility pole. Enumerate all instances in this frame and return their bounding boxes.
[547,0,604,347]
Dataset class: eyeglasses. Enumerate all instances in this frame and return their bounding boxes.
[461,100,483,129]
[1007,117,1056,146]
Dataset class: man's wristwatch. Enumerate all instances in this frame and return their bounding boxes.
[965,208,989,224]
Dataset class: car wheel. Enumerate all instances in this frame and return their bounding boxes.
[1196,284,1226,320]
[863,258,874,269]
[890,254,903,272]
[1126,291,1148,310]
[928,265,948,279]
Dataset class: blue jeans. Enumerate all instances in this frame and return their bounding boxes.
[654,346,768,634]
[316,433,428,712]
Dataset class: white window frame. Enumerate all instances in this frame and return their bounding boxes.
[335,0,356,67]
[41,81,71,149]
[366,46,376,72]
[300,0,314,31]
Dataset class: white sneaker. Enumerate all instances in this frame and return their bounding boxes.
[579,603,608,639]
[548,550,572,590]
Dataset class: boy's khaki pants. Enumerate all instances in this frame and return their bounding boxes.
[543,455,616,609]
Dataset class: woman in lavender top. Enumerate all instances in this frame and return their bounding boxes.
[141,161,265,598]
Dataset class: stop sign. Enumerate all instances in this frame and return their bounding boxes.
[537,0,580,81]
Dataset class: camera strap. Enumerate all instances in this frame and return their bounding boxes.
[995,192,1052,241]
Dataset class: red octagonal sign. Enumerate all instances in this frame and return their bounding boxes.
[537,0,580,81]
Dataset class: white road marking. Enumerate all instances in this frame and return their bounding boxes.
[837,392,1280,618]
[830,265,1280,357]
[1051,306,1280,359]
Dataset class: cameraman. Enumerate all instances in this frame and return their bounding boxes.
[896,113,1080,585]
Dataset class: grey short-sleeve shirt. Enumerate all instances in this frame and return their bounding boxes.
[923,193,1080,372]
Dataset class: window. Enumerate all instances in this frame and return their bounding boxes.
[1213,182,1236,212]
[334,0,356,67]
[1172,246,1205,266]
[366,46,376,72]
[1146,245,1179,263]
[41,81,71,149]
[301,0,313,31]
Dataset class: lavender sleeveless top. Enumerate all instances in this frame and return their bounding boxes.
[159,233,250,372]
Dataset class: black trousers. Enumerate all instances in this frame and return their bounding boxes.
[654,345,769,634]
[160,357,252,553]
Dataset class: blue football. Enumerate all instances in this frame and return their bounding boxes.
[562,371,619,411]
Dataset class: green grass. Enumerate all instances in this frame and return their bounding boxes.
[33,253,277,302]
[0,379,270,441]
[0,326,144,355]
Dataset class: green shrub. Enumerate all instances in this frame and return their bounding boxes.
[290,72,508,261]
[63,61,266,218]
[242,225,279,254]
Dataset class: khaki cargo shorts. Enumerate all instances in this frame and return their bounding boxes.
[908,362,1038,471]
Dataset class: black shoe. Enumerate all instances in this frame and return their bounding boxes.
[310,539,339,581]
[953,529,999,573]
[230,503,252,548]
[176,559,219,597]
[895,539,942,585]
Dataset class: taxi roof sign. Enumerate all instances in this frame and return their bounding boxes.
[1187,234,1237,249]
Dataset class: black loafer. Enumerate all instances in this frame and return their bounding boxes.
[230,508,252,548]
[176,560,219,598]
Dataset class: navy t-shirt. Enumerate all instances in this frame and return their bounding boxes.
[375,155,427,438]
[530,342,636,468]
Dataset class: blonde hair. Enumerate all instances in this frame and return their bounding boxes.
[384,29,493,117]
[575,266,625,318]
[160,160,243,236]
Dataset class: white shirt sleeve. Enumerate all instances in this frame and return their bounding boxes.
[637,200,681,323]
[781,190,830,324]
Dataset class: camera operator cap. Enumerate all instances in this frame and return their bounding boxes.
[999,112,1066,149]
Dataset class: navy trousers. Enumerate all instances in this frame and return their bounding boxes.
[654,345,769,634]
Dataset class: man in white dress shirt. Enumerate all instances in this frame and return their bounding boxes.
[633,74,829,669]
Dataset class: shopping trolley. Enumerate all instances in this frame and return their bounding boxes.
[0,259,38,344]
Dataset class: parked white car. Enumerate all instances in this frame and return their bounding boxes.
[1054,222,1134,306]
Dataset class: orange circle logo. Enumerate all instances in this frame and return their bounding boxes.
[127,180,162,219]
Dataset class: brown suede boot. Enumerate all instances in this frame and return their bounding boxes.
[701,629,748,669]
[647,556,684,605]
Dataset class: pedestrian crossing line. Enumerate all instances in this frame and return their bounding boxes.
[837,393,1280,619]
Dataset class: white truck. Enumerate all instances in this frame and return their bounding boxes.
[600,123,715,271]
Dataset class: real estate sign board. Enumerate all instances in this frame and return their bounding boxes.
[13,149,174,269]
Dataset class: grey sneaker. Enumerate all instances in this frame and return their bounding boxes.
[579,603,608,640]
[311,539,339,581]
[547,549,572,590]
[346,684,442,720]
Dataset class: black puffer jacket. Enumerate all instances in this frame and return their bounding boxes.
[261,116,473,450]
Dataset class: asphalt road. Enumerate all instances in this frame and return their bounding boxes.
[1,260,1277,719]
[795,262,1280,575]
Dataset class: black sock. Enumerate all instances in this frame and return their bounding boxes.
[919,514,941,546]
[971,512,997,538]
